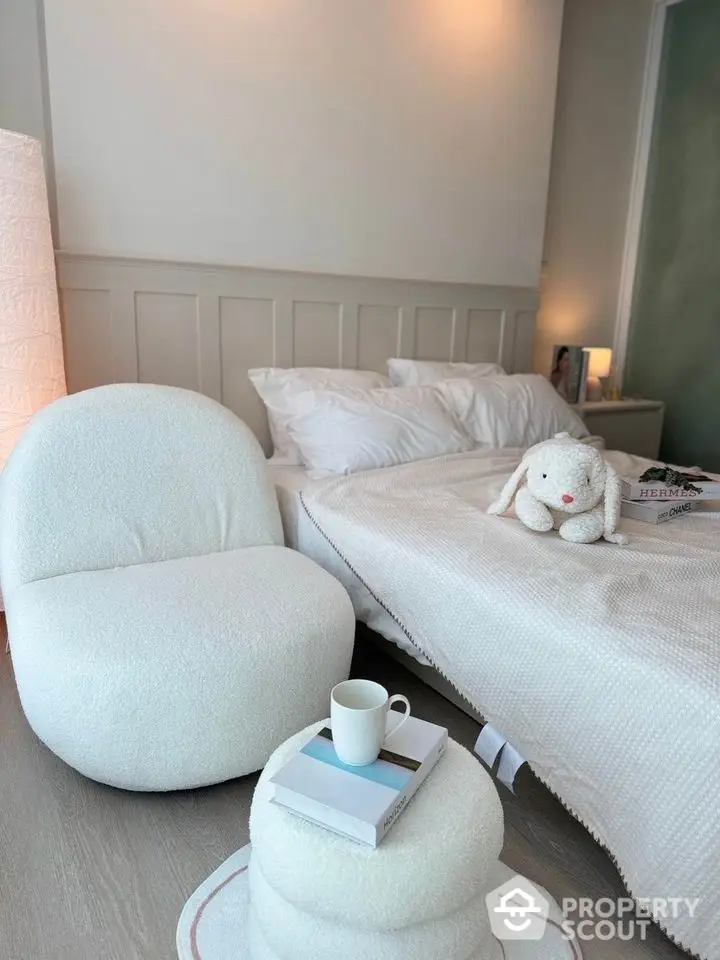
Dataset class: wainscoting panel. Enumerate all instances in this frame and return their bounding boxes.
[292,301,342,368]
[513,310,538,375]
[56,254,539,452]
[60,288,114,393]
[466,309,504,364]
[356,305,402,374]
[414,307,455,361]
[219,296,275,431]
[135,292,200,392]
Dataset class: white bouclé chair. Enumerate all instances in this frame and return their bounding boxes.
[0,384,355,791]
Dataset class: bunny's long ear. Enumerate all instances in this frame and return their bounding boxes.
[487,460,529,515]
[603,461,628,544]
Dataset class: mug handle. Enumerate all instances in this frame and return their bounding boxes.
[384,694,411,741]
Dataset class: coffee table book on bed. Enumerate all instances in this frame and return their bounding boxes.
[269,717,447,847]
[621,498,699,524]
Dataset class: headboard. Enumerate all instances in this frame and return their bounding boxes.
[57,253,539,453]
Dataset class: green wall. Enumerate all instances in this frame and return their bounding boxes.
[624,0,720,471]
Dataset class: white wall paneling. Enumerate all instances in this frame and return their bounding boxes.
[57,254,538,452]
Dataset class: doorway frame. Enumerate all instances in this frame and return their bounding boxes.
[612,0,690,386]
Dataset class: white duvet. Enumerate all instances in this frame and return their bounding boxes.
[300,449,720,960]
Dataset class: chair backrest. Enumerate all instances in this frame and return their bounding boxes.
[0,384,284,597]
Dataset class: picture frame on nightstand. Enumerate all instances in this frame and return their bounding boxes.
[549,345,588,405]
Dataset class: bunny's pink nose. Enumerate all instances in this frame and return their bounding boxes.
[562,494,574,504]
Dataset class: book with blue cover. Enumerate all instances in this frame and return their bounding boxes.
[269,716,448,846]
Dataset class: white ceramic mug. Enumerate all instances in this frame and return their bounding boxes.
[330,679,411,766]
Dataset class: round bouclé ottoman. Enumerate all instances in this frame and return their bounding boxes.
[177,723,583,960]
[250,725,504,936]
[247,723,503,959]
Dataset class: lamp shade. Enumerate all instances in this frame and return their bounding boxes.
[584,347,612,380]
[0,128,66,469]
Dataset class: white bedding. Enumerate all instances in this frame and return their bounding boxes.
[269,464,431,663]
[298,448,720,960]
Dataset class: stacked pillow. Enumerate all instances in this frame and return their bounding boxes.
[388,358,505,386]
[283,384,473,475]
[248,367,390,465]
[435,374,588,449]
[249,360,588,475]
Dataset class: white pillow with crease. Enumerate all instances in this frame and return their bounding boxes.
[388,358,506,387]
[286,385,474,475]
[435,375,588,449]
[248,367,390,464]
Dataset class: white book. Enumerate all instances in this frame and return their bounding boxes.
[269,716,448,847]
[621,498,699,524]
[621,474,720,502]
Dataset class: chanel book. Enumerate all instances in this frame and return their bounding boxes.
[269,716,447,847]
[621,498,699,524]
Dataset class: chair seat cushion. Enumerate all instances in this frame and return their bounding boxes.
[8,546,355,790]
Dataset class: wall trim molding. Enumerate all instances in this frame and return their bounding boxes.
[54,251,538,298]
[612,0,688,386]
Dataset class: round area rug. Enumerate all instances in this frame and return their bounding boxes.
[176,845,582,960]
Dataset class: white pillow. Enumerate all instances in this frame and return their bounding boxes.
[387,358,506,387]
[435,375,588,449]
[248,367,390,464]
[285,385,474,475]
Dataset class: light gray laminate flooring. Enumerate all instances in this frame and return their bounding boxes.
[0,624,688,960]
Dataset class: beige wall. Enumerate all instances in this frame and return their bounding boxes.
[0,0,57,237]
[0,0,47,146]
[536,0,655,373]
[43,0,563,288]
[4,0,658,369]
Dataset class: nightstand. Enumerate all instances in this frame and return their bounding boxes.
[579,400,665,459]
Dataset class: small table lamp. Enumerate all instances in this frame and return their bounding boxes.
[0,128,66,470]
[583,347,612,402]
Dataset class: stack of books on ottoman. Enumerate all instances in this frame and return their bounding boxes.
[621,466,720,524]
[269,717,447,846]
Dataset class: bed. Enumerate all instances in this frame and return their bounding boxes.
[187,269,717,958]
[270,449,720,960]
[271,461,432,665]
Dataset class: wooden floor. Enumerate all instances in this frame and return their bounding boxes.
[1,622,687,960]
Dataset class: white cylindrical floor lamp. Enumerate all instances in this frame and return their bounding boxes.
[0,128,66,471]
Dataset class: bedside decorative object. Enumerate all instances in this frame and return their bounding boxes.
[582,347,612,401]
[579,399,665,459]
[549,344,587,404]
[0,128,66,468]
[176,722,581,959]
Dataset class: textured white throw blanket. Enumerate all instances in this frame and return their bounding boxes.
[301,449,720,960]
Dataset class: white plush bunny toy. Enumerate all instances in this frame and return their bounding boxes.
[487,433,628,544]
